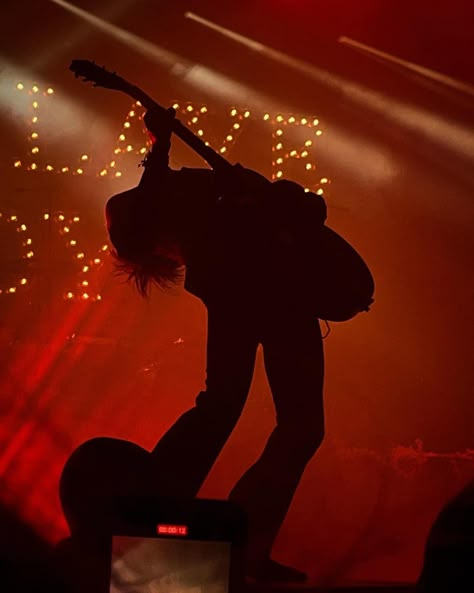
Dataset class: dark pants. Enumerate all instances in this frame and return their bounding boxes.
[151,297,325,562]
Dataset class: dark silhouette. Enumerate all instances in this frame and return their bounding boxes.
[69,58,373,584]
[103,104,372,583]
[57,442,247,593]
[0,503,60,593]
[417,479,474,593]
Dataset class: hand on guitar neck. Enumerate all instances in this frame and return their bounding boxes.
[143,106,177,140]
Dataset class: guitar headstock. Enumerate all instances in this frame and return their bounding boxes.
[69,60,129,92]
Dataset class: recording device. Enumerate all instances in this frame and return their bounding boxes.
[57,496,247,593]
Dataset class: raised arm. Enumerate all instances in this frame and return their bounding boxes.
[138,107,177,189]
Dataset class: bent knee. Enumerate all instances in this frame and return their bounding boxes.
[279,421,325,462]
[300,424,325,456]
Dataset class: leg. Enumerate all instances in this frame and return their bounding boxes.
[150,306,259,498]
[229,311,324,573]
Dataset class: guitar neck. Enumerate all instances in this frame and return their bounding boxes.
[126,83,233,174]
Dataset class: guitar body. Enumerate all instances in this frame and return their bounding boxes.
[305,225,374,322]
[258,178,374,321]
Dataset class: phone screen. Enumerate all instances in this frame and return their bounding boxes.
[110,535,231,593]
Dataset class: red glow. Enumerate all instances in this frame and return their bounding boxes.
[157,524,188,536]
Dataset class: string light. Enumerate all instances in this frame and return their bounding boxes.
[268,111,327,190]
[51,214,108,301]
[13,87,327,188]
[0,211,34,295]
[8,83,330,298]
[13,87,328,187]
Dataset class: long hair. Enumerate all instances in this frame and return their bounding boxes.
[106,188,184,298]
[111,247,184,298]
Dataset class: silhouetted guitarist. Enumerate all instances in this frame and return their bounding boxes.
[104,106,329,582]
[68,59,374,584]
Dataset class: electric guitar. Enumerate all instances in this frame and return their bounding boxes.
[69,60,374,321]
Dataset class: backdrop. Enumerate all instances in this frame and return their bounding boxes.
[1,0,473,586]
